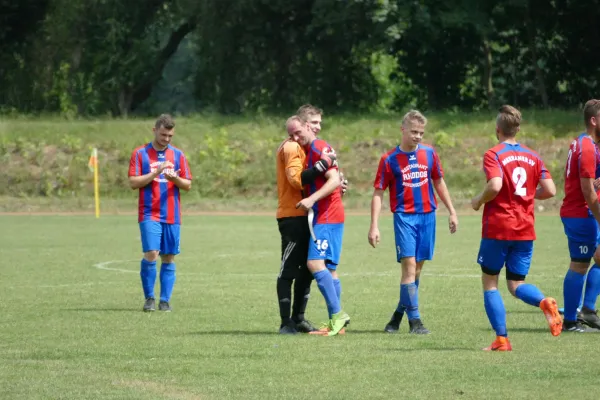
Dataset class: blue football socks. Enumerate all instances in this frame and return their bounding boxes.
[400,283,420,320]
[333,278,341,304]
[564,269,586,321]
[484,289,507,337]
[314,270,341,317]
[583,265,600,311]
[515,283,545,307]
[140,259,157,299]
[159,262,176,302]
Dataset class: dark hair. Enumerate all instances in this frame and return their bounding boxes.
[584,99,600,128]
[155,114,175,130]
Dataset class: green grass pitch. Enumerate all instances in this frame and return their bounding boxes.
[1,214,599,399]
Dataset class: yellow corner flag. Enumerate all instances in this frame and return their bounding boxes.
[88,148,100,218]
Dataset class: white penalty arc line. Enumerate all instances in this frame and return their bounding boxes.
[91,259,485,279]
[91,260,568,280]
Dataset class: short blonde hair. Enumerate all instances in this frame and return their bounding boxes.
[496,105,521,137]
[296,104,323,121]
[583,99,600,128]
[402,110,427,127]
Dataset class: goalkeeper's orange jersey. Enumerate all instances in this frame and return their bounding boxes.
[276,139,307,219]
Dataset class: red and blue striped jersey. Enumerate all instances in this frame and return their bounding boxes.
[374,144,443,213]
[560,133,600,218]
[303,139,345,224]
[128,143,192,224]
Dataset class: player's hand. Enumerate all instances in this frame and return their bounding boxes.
[448,214,458,234]
[314,148,337,173]
[340,172,349,196]
[368,226,380,248]
[296,198,315,211]
[471,196,482,211]
[155,161,173,175]
[321,147,337,166]
[594,178,600,191]
[164,169,180,181]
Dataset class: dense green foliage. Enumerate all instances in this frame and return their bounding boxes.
[1,0,599,116]
[0,110,582,210]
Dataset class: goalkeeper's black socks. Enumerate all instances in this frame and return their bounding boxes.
[277,277,293,326]
[291,273,313,322]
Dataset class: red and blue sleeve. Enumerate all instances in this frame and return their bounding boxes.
[128,150,141,177]
[579,139,596,178]
[483,151,502,180]
[431,149,444,179]
[373,156,390,190]
[179,153,192,179]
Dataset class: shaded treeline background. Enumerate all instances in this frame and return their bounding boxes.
[2,0,599,118]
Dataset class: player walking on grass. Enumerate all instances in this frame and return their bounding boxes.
[128,114,192,312]
[471,105,562,351]
[294,115,350,336]
[275,111,337,334]
[559,99,600,332]
[368,110,458,335]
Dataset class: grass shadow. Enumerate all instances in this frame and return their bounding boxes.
[187,330,280,336]
[385,347,477,352]
[62,308,138,312]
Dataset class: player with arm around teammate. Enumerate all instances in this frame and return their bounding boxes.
[559,99,600,332]
[295,116,350,336]
[128,114,192,312]
[275,115,337,334]
[368,110,458,335]
[471,105,562,351]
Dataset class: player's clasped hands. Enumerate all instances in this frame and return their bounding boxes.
[155,161,174,175]
[164,169,181,180]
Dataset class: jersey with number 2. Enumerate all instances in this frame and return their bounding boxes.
[481,142,550,240]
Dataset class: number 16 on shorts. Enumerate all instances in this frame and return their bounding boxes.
[307,223,344,267]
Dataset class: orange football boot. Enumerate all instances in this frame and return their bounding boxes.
[540,297,563,336]
[483,336,512,351]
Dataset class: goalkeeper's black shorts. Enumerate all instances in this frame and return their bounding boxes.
[277,216,310,280]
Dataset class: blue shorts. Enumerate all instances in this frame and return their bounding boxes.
[307,223,344,270]
[561,217,600,261]
[393,212,436,262]
[477,239,533,278]
[139,221,181,255]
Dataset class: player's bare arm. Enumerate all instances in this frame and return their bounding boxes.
[433,178,458,233]
[165,170,192,191]
[580,177,600,223]
[295,169,341,211]
[534,178,556,200]
[368,189,385,248]
[471,177,502,211]
[128,161,172,189]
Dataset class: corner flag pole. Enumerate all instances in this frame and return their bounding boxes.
[88,148,100,218]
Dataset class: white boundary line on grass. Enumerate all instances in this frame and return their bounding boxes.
[92,259,483,279]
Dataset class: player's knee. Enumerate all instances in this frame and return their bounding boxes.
[307,260,325,274]
[144,251,159,262]
[593,249,600,266]
[570,260,590,274]
[161,254,175,263]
